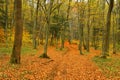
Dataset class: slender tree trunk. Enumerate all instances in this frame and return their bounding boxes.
[102,0,114,58]
[43,23,49,56]
[116,0,120,44]
[33,0,40,49]
[86,0,90,52]
[79,25,83,54]
[50,33,54,45]
[31,0,35,48]
[93,28,98,50]
[5,0,8,47]
[61,26,65,50]
[113,13,116,54]
[10,0,23,64]
[101,0,105,56]
[41,0,53,58]
[67,0,71,44]
[77,0,83,54]
[56,0,60,49]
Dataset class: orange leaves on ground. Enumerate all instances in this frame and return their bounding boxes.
[0,42,118,80]
[0,28,5,43]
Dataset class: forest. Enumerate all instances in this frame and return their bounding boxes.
[0,0,120,79]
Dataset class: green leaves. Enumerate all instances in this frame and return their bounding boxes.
[0,1,7,28]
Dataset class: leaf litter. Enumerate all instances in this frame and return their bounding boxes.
[0,42,118,80]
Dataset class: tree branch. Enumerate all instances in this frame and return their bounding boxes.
[106,0,110,5]
[50,2,63,15]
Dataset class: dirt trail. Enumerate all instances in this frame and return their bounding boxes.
[44,42,106,80]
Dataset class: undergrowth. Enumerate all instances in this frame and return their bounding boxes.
[92,56,120,78]
[0,45,37,55]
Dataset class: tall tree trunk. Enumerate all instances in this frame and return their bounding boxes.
[67,0,71,44]
[77,0,83,54]
[56,0,60,49]
[5,0,8,47]
[102,0,114,58]
[33,0,39,49]
[116,0,120,44]
[113,13,116,54]
[101,0,105,56]
[60,26,65,50]
[10,0,23,64]
[40,0,53,58]
[86,0,90,52]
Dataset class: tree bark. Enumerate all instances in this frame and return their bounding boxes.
[116,0,120,44]
[102,0,114,58]
[101,0,105,56]
[86,0,90,52]
[10,0,23,64]
[113,13,116,54]
[4,0,8,47]
[77,0,83,54]
[67,0,71,44]
[33,0,40,49]
[41,0,53,58]
[61,26,65,50]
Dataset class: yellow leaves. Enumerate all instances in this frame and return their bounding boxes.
[11,28,32,43]
[22,30,32,43]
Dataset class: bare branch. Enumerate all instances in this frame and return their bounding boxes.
[50,2,63,15]
[39,2,47,15]
[106,0,110,5]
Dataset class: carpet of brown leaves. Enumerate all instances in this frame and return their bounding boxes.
[0,42,113,80]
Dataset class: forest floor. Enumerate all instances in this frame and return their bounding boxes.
[0,42,120,80]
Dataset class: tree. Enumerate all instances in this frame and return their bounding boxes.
[101,0,114,58]
[77,0,84,55]
[60,16,66,50]
[86,0,90,52]
[101,0,105,54]
[40,0,54,58]
[67,0,71,44]
[33,0,40,49]
[116,0,120,44]
[60,0,72,50]
[112,11,116,54]
[4,0,8,47]
[10,0,23,64]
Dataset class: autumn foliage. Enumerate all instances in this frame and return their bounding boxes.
[0,28,5,43]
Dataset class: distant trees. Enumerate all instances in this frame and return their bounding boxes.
[0,0,120,63]
[0,0,8,46]
[10,0,23,64]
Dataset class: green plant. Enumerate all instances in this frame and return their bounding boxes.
[92,56,120,78]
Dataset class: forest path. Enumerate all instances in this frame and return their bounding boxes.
[0,42,107,80]
[44,42,106,80]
